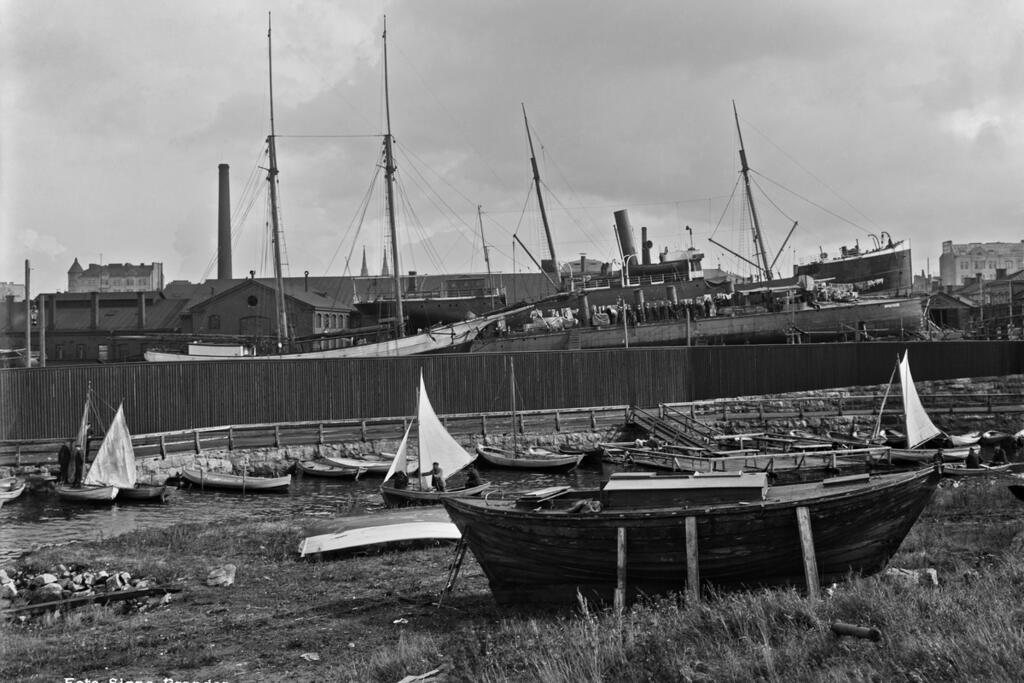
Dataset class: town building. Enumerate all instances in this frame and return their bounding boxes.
[67,258,165,293]
[939,240,1024,287]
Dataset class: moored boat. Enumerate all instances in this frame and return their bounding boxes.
[55,484,119,503]
[297,460,364,478]
[0,479,27,503]
[322,456,394,476]
[117,483,170,501]
[443,466,940,606]
[475,444,583,472]
[181,468,291,493]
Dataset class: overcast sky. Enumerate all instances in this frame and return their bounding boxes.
[3,0,1023,294]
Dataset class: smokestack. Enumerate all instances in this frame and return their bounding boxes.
[613,210,637,262]
[137,292,146,329]
[641,226,651,266]
[217,163,232,279]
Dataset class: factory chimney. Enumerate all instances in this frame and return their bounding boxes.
[217,163,232,279]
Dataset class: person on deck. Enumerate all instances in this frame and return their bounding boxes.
[71,444,85,487]
[56,442,72,485]
[965,447,980,469]
[430,462,446,492]
[992,444,1007,465]
[465,465,481,488]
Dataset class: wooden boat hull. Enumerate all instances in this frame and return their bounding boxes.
[476,445,582,471]
[116,484,169,501]
[443,468,939,605]
[181,468,291,492]
[297,461,363,478]
[322,456,393,475]
[380,482,491,508]
[0,481,26,502]
[943,463,1013,477]
[299,522,461,557]
[55,485,118,503]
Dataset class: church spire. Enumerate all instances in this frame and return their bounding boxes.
[381,251,389,277]
[360,247,369,277]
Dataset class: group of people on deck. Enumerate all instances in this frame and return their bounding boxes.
[55,441,86,487]
[964,444,1008,469]
[387,462,481,492]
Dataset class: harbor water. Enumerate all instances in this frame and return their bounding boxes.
[0,465,608,565]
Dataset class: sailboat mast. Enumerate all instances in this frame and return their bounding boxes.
[733,101,773,281]
[478,205,494,308]
[522,105,559,284]
[383,18,405,338]
[267,14,289,350]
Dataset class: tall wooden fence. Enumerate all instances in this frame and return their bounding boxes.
[1,341,1021,441]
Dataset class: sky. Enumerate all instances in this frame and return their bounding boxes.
[3,0,1024,295]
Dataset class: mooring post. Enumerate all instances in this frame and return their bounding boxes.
[554,410,561,431]
[318,423,324,445]
[481,414,487,436]
[274,425,281,448]
[361,420,367,442]
[615,527,627,613]
[159,435,166,459]
[227,426,234,451]
[590,409,597,430]
[193,430,201,454]
[685,516,700,603]
[796,506,820,600]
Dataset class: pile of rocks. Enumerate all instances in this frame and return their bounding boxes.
[0,564,155,611]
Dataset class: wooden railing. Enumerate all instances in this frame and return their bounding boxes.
[0,405,631,467]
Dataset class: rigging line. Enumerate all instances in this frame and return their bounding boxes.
[750,175,797,223]
[395,178,447,273]
[325,165,382,281]
[393,141,476,235]
[275,134,380,139]
[709,176,744,237]
[198,150,269,282]
[394,139,479,228]
[737,116,880,230]
[530,134,605,248]
[751,169,873,234]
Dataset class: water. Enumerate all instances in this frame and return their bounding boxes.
[0,465,608,565]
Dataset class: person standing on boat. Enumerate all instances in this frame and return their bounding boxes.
[430,462,446,492]
[56,442,72,485]
[71,444,85,486]
[965,447,980,469]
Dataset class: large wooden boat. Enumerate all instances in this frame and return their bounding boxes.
[181,468,291,493]
[443,467,940,605]
[379,372,488,507]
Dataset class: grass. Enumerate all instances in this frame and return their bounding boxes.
[3,476,1024,682]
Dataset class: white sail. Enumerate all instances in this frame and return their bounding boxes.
[899,352,941,449]
[83,404,137,489]
[416,373,475,482]
[383,422,413,483]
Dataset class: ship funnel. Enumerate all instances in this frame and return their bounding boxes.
[641,226,652,265]
[613,210,638,262]
[217,163,232,279]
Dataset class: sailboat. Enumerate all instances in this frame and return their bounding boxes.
[379,372,490,507]
[873,351,969,465]
[55,398,167,502]
[144,19,527,364]
[475,358,584,471]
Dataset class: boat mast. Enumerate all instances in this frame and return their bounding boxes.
[478,205,494,308]
[383,17,405,338]
[733,101,773,281]
[522,105,560,285]
[267,14,289,350]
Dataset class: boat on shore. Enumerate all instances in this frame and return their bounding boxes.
[443,466,940,606]
[181,468,291,493]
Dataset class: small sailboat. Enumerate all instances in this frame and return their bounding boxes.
[475,358,583,471]
[379,373,489,507]
[55,394,119,503]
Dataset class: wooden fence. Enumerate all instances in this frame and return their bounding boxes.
[1,340,1022,442]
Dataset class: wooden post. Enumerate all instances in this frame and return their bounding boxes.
[685,516,699,603]
[159,435,166,459]
[193,430,201,454]
[615,527,627,613]
[274,425,281,448]
[590,410,597,430]
[796,506,820,600]
[318,423,324,445]
[481,414,487,435]
[228,427,234,451]
[554,410,561,432]
[361,420,367,441]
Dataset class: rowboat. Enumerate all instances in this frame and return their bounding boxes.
[443,467,940,606]
[0,479,27,503]
[54,484,119,503]
[943,463,1014,477]
[117,483,170,501]
[322,456,394,476]
[475,444,583,472]
[296,460,364,478]
[181,468,292,492]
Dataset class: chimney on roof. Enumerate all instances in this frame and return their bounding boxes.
[137,292,146,329]
[217,163,232,280]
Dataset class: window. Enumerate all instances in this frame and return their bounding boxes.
[76,344,86,360]
[208,314,221,330]
[56,344,64,360]
[98,345,108,361]
[317,313,323,329]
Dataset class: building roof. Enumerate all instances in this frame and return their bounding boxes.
[76,261,159,278]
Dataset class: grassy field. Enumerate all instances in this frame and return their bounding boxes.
[2,476,1024,683]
